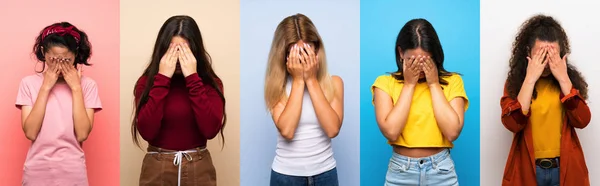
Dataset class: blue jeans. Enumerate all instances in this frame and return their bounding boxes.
[536,159,560,186]
[270,167,339,186]
[385,149,458,186]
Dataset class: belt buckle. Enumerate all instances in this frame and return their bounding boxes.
[539,159,553,169]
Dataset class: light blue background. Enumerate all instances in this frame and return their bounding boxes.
[240,0,360,185]
[360,0,480,185]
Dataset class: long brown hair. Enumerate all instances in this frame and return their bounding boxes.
[131,15,227,148]
[506,14,588,100]
[264,13,334,109]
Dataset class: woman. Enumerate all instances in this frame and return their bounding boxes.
[131,15,226,186]
[264,13,344,186]
[371,18,468,186]
[16,22,102,186]
[500,15,590,186]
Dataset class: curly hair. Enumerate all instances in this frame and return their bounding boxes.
[506,14,588,100]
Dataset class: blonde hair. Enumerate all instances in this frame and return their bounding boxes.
[264,13,334,109]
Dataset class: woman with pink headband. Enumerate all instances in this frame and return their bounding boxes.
[16,22,101,186]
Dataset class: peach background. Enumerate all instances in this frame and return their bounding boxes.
[0,0,120,186]
[119,0,240,185]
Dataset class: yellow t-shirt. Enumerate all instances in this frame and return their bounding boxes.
[530,78,564,158]
[371,74,469,148]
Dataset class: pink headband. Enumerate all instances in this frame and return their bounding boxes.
[41,25,80,43]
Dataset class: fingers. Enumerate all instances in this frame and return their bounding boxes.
[182,43,194,62]
[167,43,177,63]
[562,53,570,62]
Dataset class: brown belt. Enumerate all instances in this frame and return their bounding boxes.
[535,158,559,169]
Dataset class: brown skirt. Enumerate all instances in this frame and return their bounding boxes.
[139,146,217,186]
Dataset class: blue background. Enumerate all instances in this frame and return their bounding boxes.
[240,0,360,185]
[360,0,480,185]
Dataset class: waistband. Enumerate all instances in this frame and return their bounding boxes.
[146,145,206,153]
[391,148,450,166]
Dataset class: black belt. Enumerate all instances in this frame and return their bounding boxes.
[535,158,559,169]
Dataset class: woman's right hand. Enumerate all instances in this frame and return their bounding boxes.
[403,55,421,85]
[287,44,303,82]
[525,46,548,83]
[42,57,60,91]
[159,43,178,78]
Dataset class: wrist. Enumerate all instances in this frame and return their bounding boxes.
[292,79,305,86]
[305,78,318,86]
[524,76,538,85]
[70,86,82,93]
[427,82,440,87]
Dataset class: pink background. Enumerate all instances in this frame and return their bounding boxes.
[0,0,120,185]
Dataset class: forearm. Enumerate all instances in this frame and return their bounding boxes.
[380,85,414,141]
[23,88,51,141]
[72,88,92,142]
[135,76,170,140]
[306,79,341,138]
[191,96,224,139]
[429,85,461,141]
[275,80,304,140]
[517,78,536,113]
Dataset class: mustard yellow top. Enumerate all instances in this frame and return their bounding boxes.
[371,74,469,148]
[527,78,564,158]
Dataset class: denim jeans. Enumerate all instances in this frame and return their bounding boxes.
[270,167,339,186]
[536,159,560,186]
[385,149,458,186]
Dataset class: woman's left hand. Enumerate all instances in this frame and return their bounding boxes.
[59,58,82,90]
[548,45,570,82]
[178,43,198,77]
[299,43,319,82]
[421,56,439,86]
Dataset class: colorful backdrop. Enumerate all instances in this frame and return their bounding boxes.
[239,0,361,185]
[480,0,600,184]
[359,0,481,185]
[119,0,241,185]
[0,0,120,185]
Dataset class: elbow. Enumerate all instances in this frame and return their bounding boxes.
[445,131,460,142]
[326,128,340,139]
[76,134,89,142]
[24,132,37,141]
[382,130,400,142]
[280,130,295,141]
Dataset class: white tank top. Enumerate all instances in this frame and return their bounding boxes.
[271,79,336,176]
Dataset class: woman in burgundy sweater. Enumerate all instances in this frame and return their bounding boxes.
[131,15,227,186]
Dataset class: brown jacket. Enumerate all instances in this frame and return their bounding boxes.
[500,86,591,186]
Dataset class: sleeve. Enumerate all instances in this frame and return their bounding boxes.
[15,78,33,109]
[185,73,225,139]
[371,75,392,104]
[559,88,591,128]
[83,78,102,112]
[500,81,531,133]
[135,74,171,141]
[447,74,469,111]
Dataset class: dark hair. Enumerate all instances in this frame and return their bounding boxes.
[393,18,454,85]
[131,15,227,148]
[33,22,92,72]
[506,14,588,100]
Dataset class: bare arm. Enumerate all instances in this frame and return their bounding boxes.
[21,88,52,141]
[306,76,344,138]
[374,84,415,142]
[429,84,465,142]
[271,80,305,140]
[71,88,94,142]
[517,79,536,114]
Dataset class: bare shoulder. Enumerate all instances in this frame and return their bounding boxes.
[331,75,344,88]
